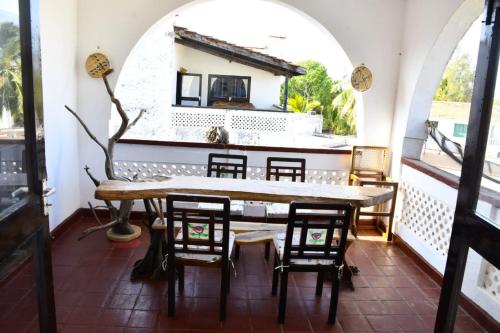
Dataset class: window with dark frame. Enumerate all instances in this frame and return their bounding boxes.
[208,74,251,106]
[176,72,202,106]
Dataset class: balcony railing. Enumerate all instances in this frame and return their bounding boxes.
[120,105,329,147]
[398,158,499,322]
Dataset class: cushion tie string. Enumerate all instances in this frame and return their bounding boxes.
[335,263,344,280]
[161,254,169,272]
[229,258,237,278]
[274,264,290,273]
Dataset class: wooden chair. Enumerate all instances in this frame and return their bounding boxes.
[234,157,306,261]
[165,193,234,321]
[271,202,353,324]
[348,146,398,241]
[207,153,247,179]
[266,157,306,182]
[265,158,306,219]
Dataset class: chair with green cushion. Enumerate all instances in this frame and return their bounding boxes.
[165,193,234,321]
[271,201,353,324]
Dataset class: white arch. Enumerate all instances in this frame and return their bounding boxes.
[110,0,360,141]
[401,0,483,159]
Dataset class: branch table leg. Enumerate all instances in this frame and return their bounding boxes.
[131,199,168,280]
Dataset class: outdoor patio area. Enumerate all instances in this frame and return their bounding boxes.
[1,0,500,332]
[0,217,487,333]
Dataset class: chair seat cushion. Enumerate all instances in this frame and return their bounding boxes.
[273,232,335,265]
[273,230,354,266]
[174,230,235,263]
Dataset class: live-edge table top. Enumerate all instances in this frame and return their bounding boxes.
[95,176,393,208]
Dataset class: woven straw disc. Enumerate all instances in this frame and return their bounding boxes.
[85,53,112,78]
[351,65,373,92]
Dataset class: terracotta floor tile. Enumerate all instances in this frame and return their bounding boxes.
[371,287,403,301]
[356,301,389,315]
[395,288,427,301]
[66,306,103,326]
[250,314,283,331]
[338,315,373,332]
[114,280,144,295]
[366,315,402,331]
[194,282,221,298]
[391,315,427,331]
[371,257,395,266]
[107,293,138,309]
[377,266,404,277]
[382,301,414,315]
[128,309,159,328]
[135,295,162,311]
[98,308,132,326]
[309,315,345,332]
[341,287,378,301]
[406,301,437,315]
[0,220,490,333]
[78,292,110,308]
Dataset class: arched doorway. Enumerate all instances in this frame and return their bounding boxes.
[109,0,360,148]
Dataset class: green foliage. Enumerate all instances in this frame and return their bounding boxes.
[280,60,356,135]
[0,22,23,126]
[287,94,320,113]
[280,60,333,109]
[434,54,474,103]
[322,83,356,135]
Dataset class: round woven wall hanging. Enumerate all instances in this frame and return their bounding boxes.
[351,65,373,92]
[85,53,113,78]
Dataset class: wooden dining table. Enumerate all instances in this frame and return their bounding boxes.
[95,176,394,281]
[96,176,393,206]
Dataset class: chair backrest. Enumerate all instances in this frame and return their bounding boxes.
[166,193,231,260]
[349,146,389,183]
[282,202,352,266]
[207,153,247,179]
[266,157,306,182]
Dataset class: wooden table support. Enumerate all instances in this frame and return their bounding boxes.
[131,199,168,280]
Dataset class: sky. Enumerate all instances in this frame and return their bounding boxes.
[0,0,18,15]
[173,0,353,81]
[451,16,500,99]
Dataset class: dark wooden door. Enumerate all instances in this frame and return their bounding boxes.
[435,1,500,332]
[0,0,56,332]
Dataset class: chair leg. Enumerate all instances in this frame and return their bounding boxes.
[220,261,229,321]
[328,269,341,324]
[316,271,324,296]
[178,265,184,293]
[235,244,240,261]
[278,270,289,324]
[167,263,176,317]
[264,242,270,260]
[271,251,279,296]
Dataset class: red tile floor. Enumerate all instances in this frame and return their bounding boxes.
[0,217,492,332]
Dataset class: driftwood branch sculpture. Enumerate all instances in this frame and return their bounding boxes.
[65,55,147,240]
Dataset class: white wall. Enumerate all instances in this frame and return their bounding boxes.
[39,0,81,230]
[76,0,406,208]
[390,0,483,177]
[176,44,281,109]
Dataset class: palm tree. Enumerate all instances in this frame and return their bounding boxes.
[332,87,356,134]
[0,22,23,126]
[323,86,356,135]
[287,94,321,113]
